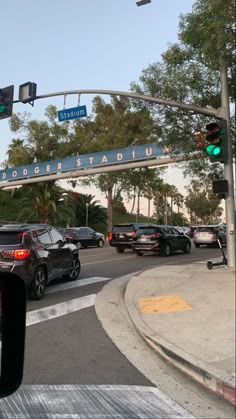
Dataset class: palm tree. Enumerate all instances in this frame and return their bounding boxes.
[73,193,107,231]
[7,139,33,167]
[173,192,185,214]
[16,183,76,225]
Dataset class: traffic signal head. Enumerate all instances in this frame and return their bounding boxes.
[0,85,14,120]
[205,122,225,162]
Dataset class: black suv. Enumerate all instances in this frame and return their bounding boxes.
[132,225,191,256]
[0,224,81,300]
[109,223,150,253]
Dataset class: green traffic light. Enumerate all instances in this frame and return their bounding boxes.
[206,144,215,155]
[212,146,222,156]
[0,104,5,113]
[206,144,222,157]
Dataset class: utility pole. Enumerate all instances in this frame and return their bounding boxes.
[220,59,235,268]
[85,203,89,227]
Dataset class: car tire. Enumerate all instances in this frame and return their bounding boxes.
[29,266,47,300]
[183,242,191,253]
[97,239,104,248]
[67,256,81,281]
[162,243,171,257]
[194,243,200,248]
[116,247,124,253]
[135,250,143,256]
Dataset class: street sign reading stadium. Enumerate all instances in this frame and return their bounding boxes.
[0,143,170,183]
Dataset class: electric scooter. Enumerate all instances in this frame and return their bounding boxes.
[207,238,227,269]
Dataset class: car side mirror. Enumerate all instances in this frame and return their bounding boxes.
[0,272,26,398]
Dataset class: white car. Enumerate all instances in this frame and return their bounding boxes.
[193,225,227,248]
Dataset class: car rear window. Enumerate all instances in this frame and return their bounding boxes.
[0,232,23,245]
[197,227,215,233]
[112,225,134,233]
[137,227,162,235]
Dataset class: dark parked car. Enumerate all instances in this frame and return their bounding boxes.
[109,223,151,253]
[132,225,191,256]
[65,227,105,248]
[0,224,81,300]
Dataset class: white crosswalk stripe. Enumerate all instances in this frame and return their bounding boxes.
[26,294,96,326]
[45,276,111,295]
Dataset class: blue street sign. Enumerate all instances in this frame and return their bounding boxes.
[58,105,87,122]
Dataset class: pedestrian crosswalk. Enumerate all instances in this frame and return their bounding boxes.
[45,276,111,294]
[26,294,96,326]
[1,384,196,418]
[26,276,111,327]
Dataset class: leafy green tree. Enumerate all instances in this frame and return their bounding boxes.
[168,212,189,227]
[8,107,75,164]
[112,192,127,215]
[131,0,235,181]
[75,96,161,230]
[185,180,222,224]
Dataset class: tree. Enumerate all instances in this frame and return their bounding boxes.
[7,107,75,165]
[7,138,33,167]
[173,192,185,214]
[74,96,161,230]
[185,180,222,224]
[16,183,76,225]
[131,0,235,180]
[72,193,107,232]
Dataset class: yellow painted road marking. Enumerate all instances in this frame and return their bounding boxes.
[138,295,192,314]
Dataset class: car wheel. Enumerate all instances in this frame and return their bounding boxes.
[195,243,200,248]
[162,243,171,257]
[97,239,104,248]
[67,256,81,281]
[135,250,143,256]
[183,241,191,254]
[29,267,47,300]
[116,247,124,253]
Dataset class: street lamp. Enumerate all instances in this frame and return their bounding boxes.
[136,0,151,6]
[85,203,89,227]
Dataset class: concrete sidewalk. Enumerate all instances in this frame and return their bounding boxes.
[124,263,236,405]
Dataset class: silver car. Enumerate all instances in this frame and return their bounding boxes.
[193,225,227,248]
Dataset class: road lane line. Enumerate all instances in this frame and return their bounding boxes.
[80,251,114,258]
[26,294,96,327]
[46,276,111,294]
[83,255,135,265]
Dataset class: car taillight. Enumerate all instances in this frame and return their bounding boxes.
[2,249,30,260]
[132,231,136,237]
[152,233,161,238]
[109,232,113,240]
[14,249,31,259]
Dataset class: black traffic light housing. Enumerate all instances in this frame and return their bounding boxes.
[0,85,14,120]
[213,179,228,200]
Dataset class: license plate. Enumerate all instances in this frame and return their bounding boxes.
[140,237,147,242]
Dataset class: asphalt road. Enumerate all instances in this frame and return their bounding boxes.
[8,243,233,418]
[24,242,220,384]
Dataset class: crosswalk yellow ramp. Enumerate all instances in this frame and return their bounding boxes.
[138,295,192,314]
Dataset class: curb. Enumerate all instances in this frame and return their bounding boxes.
[124,276,236,406]
[141,331,236,406]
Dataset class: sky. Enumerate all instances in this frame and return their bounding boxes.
[1,0,196,216]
